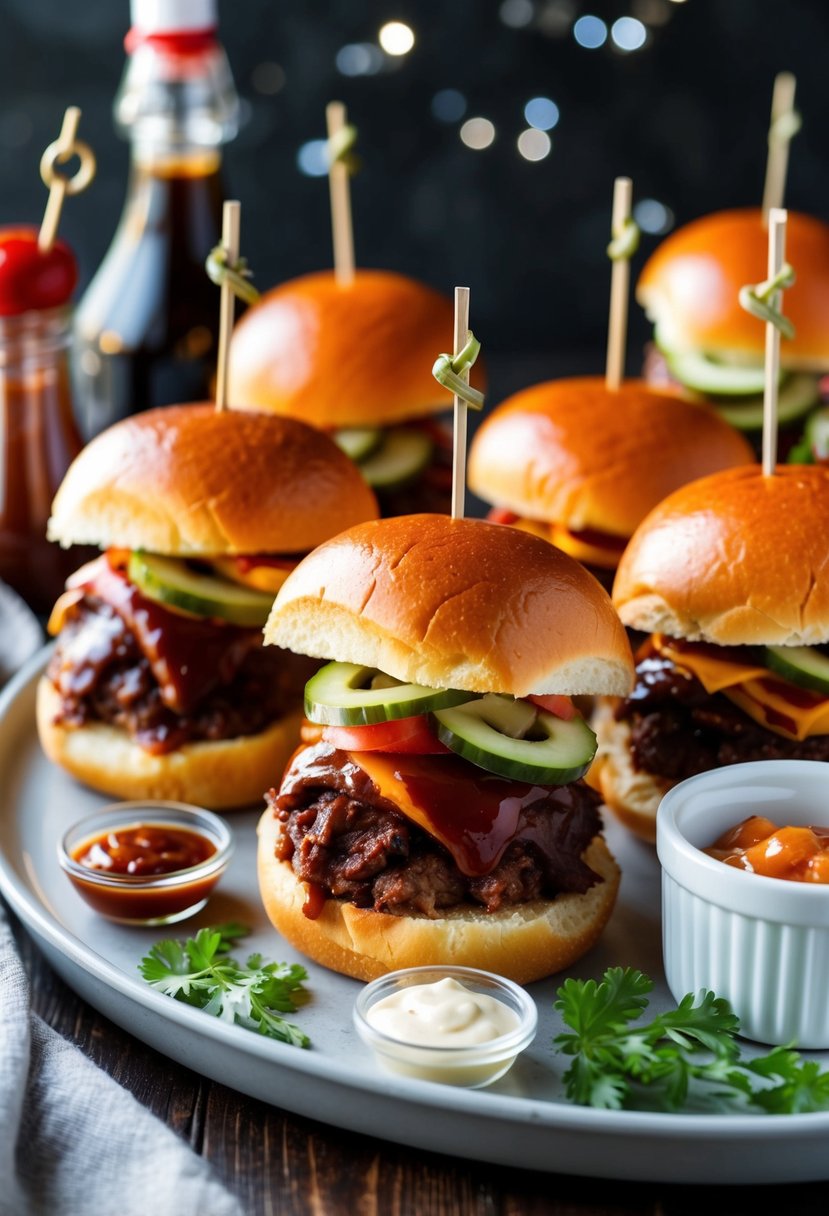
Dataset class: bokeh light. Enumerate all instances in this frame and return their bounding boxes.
[499,0,535,28]
[524,96,560,130]
[336,43,384,76]
[573,15,607,48]
[431,89,467,123]
[251,62,285,95]
[460,117,496,150]
[378,21,415,55]
[610,16,648,50]
[517,128,552,161]
[634,198,675,234]
[296,139,329,177]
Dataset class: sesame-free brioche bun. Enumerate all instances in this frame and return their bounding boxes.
[36,677,304,811]
[47,404,378,555]
[256,807,620,983]
[265,514,634,697]
[613,464,829,646]
[227,269,480,429]
[637,209,829,369]
[467,377,753,537]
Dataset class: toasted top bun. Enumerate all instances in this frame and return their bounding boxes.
[637,209,829,369]
[47,404,378,555]
[467,377,754,537]
[613,464,829,645]
[265,513,634,697]
[227,269,477,429]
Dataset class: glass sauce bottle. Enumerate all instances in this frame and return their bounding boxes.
[72,0,239,440]
[0,229,85,614]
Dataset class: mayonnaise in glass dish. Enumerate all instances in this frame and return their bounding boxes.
[353,966,538,1088]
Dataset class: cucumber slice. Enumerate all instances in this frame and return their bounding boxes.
[715,374,820,431]
[304,661,475,725]
[358,428,433,490]
[665,349,773,397]
[764,645,829,695]
[127,552,274,626]
[433,695,597,785]
[805,407,829,459]
[333,427,383,462]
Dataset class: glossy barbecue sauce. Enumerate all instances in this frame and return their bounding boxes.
[66,822,220,921]
[705,815,829,883]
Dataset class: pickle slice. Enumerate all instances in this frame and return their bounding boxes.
[433,695,597,784]
[764,646,829,695]
[664,348,772,397]
[304,661,474,725]
[358,428,434,489]
[714,374,820,431]
[333,427,383,462]
[127,552,274,626]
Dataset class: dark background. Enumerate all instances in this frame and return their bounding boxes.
[1,0,826,368]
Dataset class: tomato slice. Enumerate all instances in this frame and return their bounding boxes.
[322,716,450,754]
[487,507,520,526]
[527,694,577,721]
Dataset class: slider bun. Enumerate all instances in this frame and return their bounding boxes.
[47,404,378,555]
[468,377,753,536]
[227,270,482,428]
[613,464,829,646]
[637,208,829,368]
[587,701,671,844]
[265,513,634,697]
[36,677,304,811]
[257,807,620,983]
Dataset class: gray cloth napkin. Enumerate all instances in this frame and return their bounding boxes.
[0,902,243,1216]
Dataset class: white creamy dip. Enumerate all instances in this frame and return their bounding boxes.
[365,976,520,1047]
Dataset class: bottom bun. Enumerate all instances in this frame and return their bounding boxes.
[37,676,304,811]
[256,807,620,983]
[588,700,674,844]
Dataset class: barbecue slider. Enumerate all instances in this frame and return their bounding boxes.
[592,464,829,842]
[38,404,378,810]
[637,209,829,452]
[468,377,753,588]
[227,270,484,516]
[257,513,634,983]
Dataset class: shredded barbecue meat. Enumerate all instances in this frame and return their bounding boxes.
[268,742,605,917]
[47,596,313,754]
[617,647,829,780]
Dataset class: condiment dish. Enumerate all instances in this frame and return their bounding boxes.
[58,800,234,926]
[657,760,829,1048]
[353,964,538,1088]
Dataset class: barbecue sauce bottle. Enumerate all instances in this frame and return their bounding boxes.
[72,0,239,439]
[0,229,85,614]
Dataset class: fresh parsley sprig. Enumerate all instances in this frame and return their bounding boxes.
[139,922,310,1048]
[553,967,829,1114]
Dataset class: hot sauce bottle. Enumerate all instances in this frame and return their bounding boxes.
[0,228,86,614]
[72,0,239,440]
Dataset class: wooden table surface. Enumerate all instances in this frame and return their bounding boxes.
[12,903,826,1215]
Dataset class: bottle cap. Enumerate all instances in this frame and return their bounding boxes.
[130,0,217,34]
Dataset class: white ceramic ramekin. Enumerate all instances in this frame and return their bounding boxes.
[657,760,829,1049]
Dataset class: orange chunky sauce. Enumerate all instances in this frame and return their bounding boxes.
[705,816,829,883]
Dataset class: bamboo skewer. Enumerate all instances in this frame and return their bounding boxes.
[38,106,96,252]
[762,72,798,226]
[214,200,241,413]
[761,208,788,476]
[605,177,634,392]
[451,287,472,520]
[326,101,356,286]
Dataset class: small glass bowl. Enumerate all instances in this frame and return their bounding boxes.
[58,801,234,926]
[353,965,538,1089]
[658,759,829,1048]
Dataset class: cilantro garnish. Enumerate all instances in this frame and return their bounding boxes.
[139,922,310,1047]
[553,967,829,1114]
